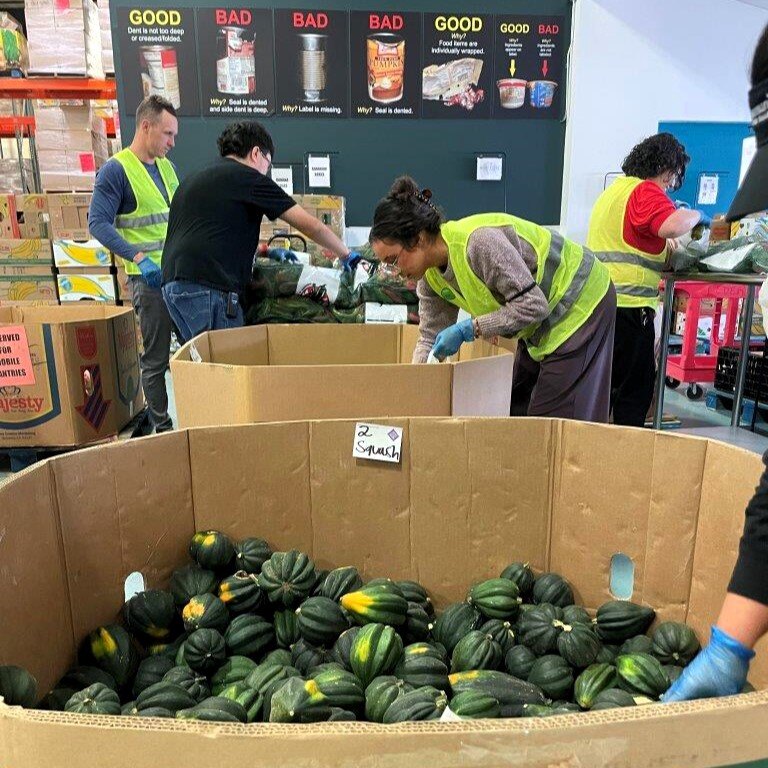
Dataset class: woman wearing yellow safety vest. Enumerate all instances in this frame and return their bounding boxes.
[586,134,705,426]
[370,176,617,423]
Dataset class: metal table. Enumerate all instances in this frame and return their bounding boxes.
[653,272,766,430]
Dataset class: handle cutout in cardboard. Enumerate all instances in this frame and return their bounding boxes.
[609,553,634,600]
[124,571,146,602]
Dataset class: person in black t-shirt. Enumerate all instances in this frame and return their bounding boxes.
[663,22,768,702]
[161,121,357,341]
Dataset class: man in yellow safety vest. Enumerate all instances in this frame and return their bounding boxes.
[89,95,179,433]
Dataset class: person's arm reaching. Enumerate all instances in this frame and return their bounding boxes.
[664,458,768,702]
[88,162,143,265]
[412,277,459,363]
[657,208,703,239]
[279,204,349,260]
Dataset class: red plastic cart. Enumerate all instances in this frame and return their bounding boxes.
[664,280,748,400]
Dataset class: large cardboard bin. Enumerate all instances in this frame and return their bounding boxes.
[170,324,516,428]
[1,418,768,767]
[0,304,143,447]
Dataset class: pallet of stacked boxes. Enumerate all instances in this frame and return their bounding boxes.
[34,101,109,192]
[25,0,103,76]
[97,0,113,74]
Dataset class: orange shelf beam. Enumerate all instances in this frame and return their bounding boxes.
[0,77,116,100]
[0,116,35,137]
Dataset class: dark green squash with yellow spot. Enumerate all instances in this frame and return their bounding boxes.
[350,623,403,688]
[182,593,229,633]
[80,624,138,690]
[124,589,176,642]
[189,530,235,571]
[217,571,264,614]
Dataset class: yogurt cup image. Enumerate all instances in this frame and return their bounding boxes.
[496,78,527,109]
[528,80,557,108]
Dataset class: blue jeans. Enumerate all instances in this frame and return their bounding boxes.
[162,280,244,343]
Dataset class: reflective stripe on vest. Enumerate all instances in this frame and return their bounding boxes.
[424,214,610,361]
[112,149,179,276]
[115,211,170,228]
[586,175,667,309]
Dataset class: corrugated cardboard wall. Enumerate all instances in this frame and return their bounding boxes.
[3,418,768,696]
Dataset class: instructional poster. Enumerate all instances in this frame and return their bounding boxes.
[274,9,349,118]
[350,10,421,119]
[492,15,565,119]
[196,7,275,116]
[117,7,200,115]
[421,13,493,119]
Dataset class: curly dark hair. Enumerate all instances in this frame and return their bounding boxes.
[621,133,690,190]
[370,176,443,249]
[217,121,275,159]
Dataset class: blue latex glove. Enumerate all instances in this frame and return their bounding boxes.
[266,247,299,263]
[662,626,755,702]
[696,210,713,228]
[432,318,475,361]
[137,257,162,289]
[342,251,362,274]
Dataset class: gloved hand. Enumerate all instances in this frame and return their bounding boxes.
[662,626,754,702]
[696,210,713,228]
[674,200,691,210]
[137,257,162,289]
[342,251,362,274]
[432,318,475,361]
[266,248,299,263]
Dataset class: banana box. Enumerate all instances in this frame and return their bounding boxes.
[0,238,53,263]
[0,274,58,305]
[53,239,113,268]
[57,270,117,302]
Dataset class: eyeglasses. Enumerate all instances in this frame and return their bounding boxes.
[259,148,272,171]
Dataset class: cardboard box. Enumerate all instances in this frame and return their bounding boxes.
[39,151,99,192]
[47,193,91,239]
[0,238,53,264]
[0,273,57,304]
[1,418,768,767]
[0,304,142,446]
[53,239,113,268]
[26,0,103,77]
[14,194,50,239]
[0,158,33,195]
[0,194,19,238]
[57,270,117,302]
[171,324,515,428]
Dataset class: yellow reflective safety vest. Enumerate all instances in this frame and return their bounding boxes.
[112,148,179,275]
[424,213,610,361]
[586,176,667,309]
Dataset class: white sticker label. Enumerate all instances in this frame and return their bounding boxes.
[439,705,463,722]
[308,154,331,188]
[353,422,403,464]
[271,166,294,195]
[189,342,202,363]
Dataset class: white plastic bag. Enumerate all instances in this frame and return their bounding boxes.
[296,265,342,304]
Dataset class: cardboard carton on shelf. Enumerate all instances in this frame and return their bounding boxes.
[14,195,49,239]
[53,240,113,269]
[1,417,768,766]
[0,273,57,305]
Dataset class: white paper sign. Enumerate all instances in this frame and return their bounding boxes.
[697,174,719,206]
[353,422,403,464]
[271,166,294,195]
[308,155,331,188]
[740,136,757,185]
[476,156,503,181]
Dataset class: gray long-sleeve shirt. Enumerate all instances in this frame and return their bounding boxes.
[413,225,550,363]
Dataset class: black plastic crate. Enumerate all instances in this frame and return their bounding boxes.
[715,346,768,401]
